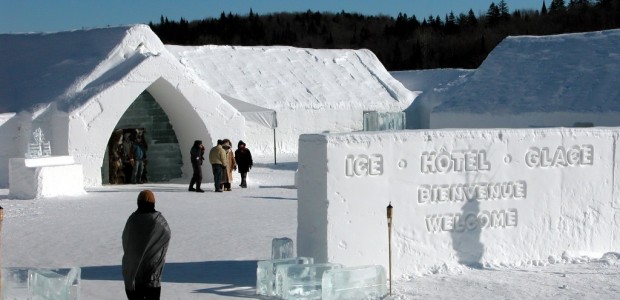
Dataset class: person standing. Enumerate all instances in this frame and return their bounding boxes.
[188,140,205,193]
[121,132,134,184]
[208,139,227,192]
[234,140,253,188]
[221,139,237,191]
[137,133,149,183]
[122,190,171,300]
[131,136,146,184]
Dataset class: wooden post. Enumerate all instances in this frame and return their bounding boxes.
[387,202,393,296]
[0,206,3,298]
[273,128,277,165]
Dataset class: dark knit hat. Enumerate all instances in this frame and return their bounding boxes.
[238,140,246,147]
[137,190,155,204]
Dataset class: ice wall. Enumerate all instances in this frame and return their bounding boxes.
[297,127,620,276]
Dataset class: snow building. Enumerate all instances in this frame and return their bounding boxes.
[396,29,620,129]
[0,24,415,188]
[166,44,417,155]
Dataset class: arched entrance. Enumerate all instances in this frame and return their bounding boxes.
[102,90,183,184]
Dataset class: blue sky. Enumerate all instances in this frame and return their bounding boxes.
[1,0,544,33]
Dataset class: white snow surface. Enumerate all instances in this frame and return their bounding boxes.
[166,45,416,111]
[435,30,620,114]
[1,157,619,299]
[2,25,620,299]
[393,29,620,129]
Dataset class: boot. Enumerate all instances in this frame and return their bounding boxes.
[196,182,204,193]
[240,178,247,188]
[189,179,196,191]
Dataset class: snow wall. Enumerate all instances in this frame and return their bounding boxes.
[297,127,620,277]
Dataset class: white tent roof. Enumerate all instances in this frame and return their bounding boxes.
[219,93,277,129]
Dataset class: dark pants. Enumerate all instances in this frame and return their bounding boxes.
[126,286,161,300]
[240,172,248,188]
[123,162,133,184]
[212,164,224,191]
[189,161,202,189]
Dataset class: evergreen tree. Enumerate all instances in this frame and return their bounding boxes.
[498,0,511,20]
[486,2,501,26]
[550,0,567,14]
[148,0,620,71]
[467,9,479,26]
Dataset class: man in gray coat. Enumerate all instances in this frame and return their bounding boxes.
[122,190,171,300]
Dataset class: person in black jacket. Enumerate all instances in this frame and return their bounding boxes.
[188,140,205,193]
[122,190,171,300]
[234,140,253,188]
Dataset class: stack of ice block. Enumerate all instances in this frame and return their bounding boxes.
[322,265,387,300]
[271,237,294,259]
[1,268,30,300]
[276,263,343,300]
[28,267,81,300]
[256,257,313,297]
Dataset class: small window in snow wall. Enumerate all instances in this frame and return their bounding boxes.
[363,111,406,131]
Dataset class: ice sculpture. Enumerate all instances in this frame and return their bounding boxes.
[25,128,52,158]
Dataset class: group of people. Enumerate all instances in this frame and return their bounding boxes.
[109,129,148,185]
[188,139,253,193]
[122,138,253,299]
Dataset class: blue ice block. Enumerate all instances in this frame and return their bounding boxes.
[1,268,29,300]
[256,257,313,297]
[276,263,343,300]
[322,265,387,300]
[28,267,80,300]
[271,237,294,259]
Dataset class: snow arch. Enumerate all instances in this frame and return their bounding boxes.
[67,72,241,187]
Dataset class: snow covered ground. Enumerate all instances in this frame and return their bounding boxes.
[1,155,619,299]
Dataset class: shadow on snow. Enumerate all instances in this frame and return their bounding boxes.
[82,260,258,298]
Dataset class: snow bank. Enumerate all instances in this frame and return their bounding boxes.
[297,127,620,276]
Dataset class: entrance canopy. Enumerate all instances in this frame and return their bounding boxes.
[220,93,277,129]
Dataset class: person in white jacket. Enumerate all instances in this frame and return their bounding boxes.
[122,190,171,300]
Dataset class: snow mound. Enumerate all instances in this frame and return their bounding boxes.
[433,30,620,114]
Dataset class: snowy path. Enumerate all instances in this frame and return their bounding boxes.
[1,161,619,299]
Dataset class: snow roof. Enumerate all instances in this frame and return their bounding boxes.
[0,25,169,113]
[1,24,415,116]
[432,29,620,114]
[166,44,416,111]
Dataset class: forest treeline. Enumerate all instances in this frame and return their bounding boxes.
[150,0,620,71]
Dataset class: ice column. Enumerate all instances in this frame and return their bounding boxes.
[276,263,343,300]
[256,257,313,297]
[272,237,294,259]
[322,265,388,300]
